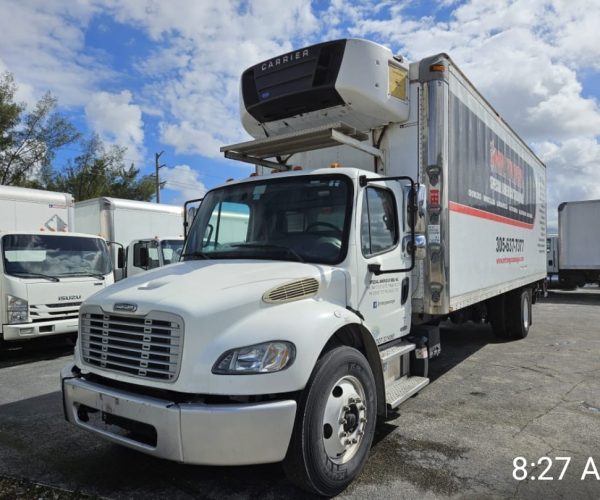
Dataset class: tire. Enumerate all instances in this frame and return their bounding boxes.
[506,288,532,339]
[283,346,377,496]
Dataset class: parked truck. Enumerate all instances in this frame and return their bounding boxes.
[74,197,184,280]
[61,39,547,495]
[551,200,600,288]
[0,186,113,345]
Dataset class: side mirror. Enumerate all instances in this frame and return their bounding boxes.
[117,247,124,269]
[139,247,149,269]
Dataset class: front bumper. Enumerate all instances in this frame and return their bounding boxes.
[61,364,297,465]
[3,317,78,341]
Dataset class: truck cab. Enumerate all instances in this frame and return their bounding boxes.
[1,231,113,343]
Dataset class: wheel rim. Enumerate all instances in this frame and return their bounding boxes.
[523,294,530,329]
[322,375,367,465]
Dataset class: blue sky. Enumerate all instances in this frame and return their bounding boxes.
[1,0,599,231]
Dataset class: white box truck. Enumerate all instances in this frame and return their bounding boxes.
[74,197,184,280]
[555,200,600,287]
[0,186,114,344]
[61,39,547,495]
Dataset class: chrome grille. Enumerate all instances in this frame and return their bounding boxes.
[80,306,183,382]
[30,302,82,323]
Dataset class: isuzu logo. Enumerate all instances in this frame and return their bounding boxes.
[114,303,137,313]
[58,295,81,301]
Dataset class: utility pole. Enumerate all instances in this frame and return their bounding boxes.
[155,151,165,203]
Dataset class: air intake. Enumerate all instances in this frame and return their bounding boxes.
[263,278,320,304]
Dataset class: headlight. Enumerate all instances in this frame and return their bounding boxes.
[7,295,29,324]
[212,341,296,374]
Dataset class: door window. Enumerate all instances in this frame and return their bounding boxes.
[361,187,398,257]
[133,241,160,269]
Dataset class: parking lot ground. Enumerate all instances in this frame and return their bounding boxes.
[1,288,599,499]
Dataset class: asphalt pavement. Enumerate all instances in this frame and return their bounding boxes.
[1,288,599,499]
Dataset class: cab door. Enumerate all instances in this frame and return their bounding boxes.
[355,182,411,345]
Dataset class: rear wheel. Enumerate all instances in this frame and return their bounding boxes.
[283,346,377,496]
[489,288,532,340]
[506,288,532,339]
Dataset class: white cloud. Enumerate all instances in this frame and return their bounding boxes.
[161,164,207,204]
[160,122,222,159]
[0,0,111,106]
[102,0,321,151]
[85,90,145,164]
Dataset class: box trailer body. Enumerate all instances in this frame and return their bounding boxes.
[62,39,547,495]
[74,197,184,279]
[557,200,600,287]
[0,186,113,343]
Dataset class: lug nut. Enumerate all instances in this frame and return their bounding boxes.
[358,405,365,411]
[342,405,350,412]
[360,417,367,424]
[339,418,347,425]
[358,430,364,436]
[348,397,355,404]
[351,438,358,444]
[344,439,352,445]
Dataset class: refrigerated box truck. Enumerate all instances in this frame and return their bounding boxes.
[74,197,184,280]
[0,186,113,344]
[62,39,547,495]
[556,200,600,287]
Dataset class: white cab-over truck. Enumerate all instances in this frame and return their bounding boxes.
[61,39,547,495]
[548,200,600,288]
[0,186,113,345]
[74,197,184,280]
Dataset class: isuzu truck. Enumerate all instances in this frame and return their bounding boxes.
[61,39,547,495]
[0,186,113,345]
[74,197,184,280]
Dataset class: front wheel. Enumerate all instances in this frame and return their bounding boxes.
[283,346,377,496]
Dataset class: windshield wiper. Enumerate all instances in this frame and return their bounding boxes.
[11,272,60,282]
[181,251,212,260]
[62,272,106,280]
[230,243,305,263]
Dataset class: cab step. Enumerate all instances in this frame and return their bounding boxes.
[385,376,430,408]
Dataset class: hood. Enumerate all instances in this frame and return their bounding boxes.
[85,259,343,318]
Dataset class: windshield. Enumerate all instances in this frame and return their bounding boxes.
[160,239,184,264]
[184,174,353,264]
[2,234,112,278]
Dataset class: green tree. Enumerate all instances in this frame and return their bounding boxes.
[51,134,155,202]
[0,72,79,186]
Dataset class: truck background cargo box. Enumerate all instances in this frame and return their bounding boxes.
[74,197,184,279]
[556,199,600,287]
